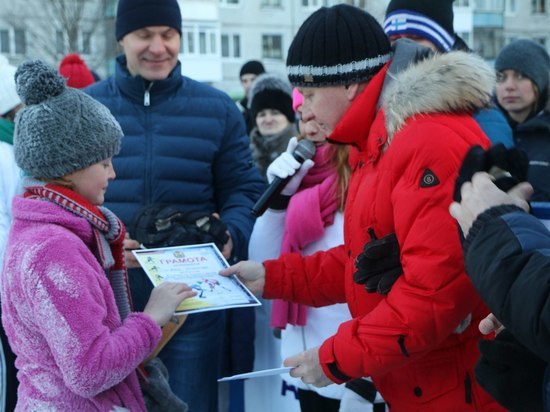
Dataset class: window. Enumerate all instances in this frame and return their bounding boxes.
[56,30,64,55]
[219,0,239,5]
[302,0,328,8]
[181,24,218,56]
[55,29,93,55]
[342,0,367,8]
[0,30,9,53]
[221,34,241,58]
[82,31,92,55]
[14,29,25,54]
[0,28,26,55]
[261,0,282,6]
[262,34,282,59]
[532,0,546,13]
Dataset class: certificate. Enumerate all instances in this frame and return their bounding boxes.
[133,243,260,315]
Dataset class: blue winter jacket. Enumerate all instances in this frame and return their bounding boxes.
[473,107,514,148]
[464,205,550,410]
[85,56,264,262]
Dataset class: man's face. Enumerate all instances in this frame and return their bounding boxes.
[297,85,352,135]
[119,26,180,81]
[240,74,257,95]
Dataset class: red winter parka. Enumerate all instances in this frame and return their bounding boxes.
[263,51,505,411]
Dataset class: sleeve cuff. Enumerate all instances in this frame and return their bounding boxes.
[464,204,525,254]
[319,337,352,384]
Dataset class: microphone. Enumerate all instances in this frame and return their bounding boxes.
[251,139,316,217]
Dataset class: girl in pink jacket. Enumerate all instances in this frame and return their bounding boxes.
[0,60,195,411]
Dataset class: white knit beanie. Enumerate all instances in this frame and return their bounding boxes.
[0,55,22,115]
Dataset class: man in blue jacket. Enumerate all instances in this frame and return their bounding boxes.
[85,0,264,410]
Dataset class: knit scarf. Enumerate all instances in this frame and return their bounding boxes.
[24,181,133,319]
[270,144,338,328]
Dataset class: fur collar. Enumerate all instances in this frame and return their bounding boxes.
[382,50,496,140]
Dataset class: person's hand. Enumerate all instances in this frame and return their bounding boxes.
[353,232,403,295]
[266,137,314,196]
[479,313,505,335]
[453,144,529,202]
[124,234,142,269]
[212,213,232,259]
[284,347,332,387]
[449,172,533,237]
[143,282,197,327]
[219,260,265,296]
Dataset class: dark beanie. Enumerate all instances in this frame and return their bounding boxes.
[240,60,266,77]
[248,73,294,123]
[286,4,392,87]
[384,0,456,52]
[115,0,182,41]
[495,39,550,97]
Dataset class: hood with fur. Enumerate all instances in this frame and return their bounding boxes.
[382,49,495,141]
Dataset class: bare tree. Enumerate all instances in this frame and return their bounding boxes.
[6,0,114,72]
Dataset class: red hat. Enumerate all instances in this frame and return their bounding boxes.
[58,53,95,89]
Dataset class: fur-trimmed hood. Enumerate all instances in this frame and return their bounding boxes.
[330,42,496,148]
[383,49,495,140]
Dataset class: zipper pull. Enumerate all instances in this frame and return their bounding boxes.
[144,89,150,106]
[143,82,153,106]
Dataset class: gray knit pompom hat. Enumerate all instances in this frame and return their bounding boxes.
[13,60,123,179]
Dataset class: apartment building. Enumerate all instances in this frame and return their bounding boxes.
[1,0,548,97]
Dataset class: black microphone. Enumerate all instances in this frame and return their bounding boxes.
[251,139,316,217]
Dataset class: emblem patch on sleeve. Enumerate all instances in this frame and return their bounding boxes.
[420,168,440,188]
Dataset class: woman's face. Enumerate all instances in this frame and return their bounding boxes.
[256,109,290,136]
[496,69,538,123]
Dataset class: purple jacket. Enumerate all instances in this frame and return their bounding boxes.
[1,196,161,411]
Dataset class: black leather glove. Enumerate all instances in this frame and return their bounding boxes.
[353,231,403,295]
[130,204,229,251]
[454,144,529,202]
[475,330,546,412]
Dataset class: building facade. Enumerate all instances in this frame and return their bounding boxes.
[0,0,549,97]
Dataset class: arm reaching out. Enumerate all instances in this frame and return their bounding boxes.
[219,260,266,296]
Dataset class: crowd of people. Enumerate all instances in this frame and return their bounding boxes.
[1,0,549,411]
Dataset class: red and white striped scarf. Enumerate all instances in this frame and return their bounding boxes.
[24,181,133,319]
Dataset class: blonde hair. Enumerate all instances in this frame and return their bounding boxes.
[297,135,351,211]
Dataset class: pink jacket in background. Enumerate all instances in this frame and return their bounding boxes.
[1,196,161,411]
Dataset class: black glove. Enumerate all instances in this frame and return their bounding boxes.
[130,204,229,251]
[475,330,546,412]
[454,144,529,202]
[353,231,403,295]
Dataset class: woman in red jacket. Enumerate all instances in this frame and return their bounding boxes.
[223,5,504,411]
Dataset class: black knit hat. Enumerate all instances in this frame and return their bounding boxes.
[286,4,392,87]
[240,60,266,78]
[384,0,456,52]
[115,0,182,41]
[248,73,294,123]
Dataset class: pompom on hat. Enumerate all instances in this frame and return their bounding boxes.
[248,73,294,123]
[286,4,392,87]
[13,60,123,179]
[115,0,182,41]
[0,55,21,116]
[384,0,457,52]
[58,53,95,89]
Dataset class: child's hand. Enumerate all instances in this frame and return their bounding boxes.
[143,282,196,326]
